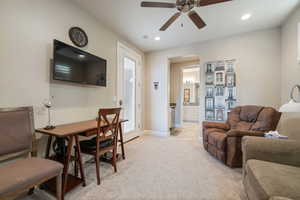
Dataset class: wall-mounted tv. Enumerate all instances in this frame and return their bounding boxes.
[53,40,107,87]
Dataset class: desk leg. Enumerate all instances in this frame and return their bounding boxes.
[119,123,125,160]
[75,135,86,187]
[45,135,53,159]
[62,136,74,198]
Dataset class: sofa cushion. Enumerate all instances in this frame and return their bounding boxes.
[203,128,226,141]
[240,106,264,123]
[208,131,227,150]
[245,160,300,200]
[251,107,281,132]
[235,121,253,131]
[0,157,63,195]
[227,106,242,129]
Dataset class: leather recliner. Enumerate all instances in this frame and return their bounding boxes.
[202,105,281,168]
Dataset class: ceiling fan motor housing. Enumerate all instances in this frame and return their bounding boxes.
[176,0,199,12]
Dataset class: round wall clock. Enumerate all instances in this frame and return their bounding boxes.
[69,27,88,48]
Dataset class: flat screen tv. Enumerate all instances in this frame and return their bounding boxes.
[53,40,107,87]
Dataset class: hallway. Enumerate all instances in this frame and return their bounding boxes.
[171,122,202,140]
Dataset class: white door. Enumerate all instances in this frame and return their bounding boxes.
[117,42,142,135]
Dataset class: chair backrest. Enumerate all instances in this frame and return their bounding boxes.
[0,107,35,161]
[97,108,121,144]
[227,105,281,132]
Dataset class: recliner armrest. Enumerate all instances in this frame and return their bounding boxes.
[202,121,230,130]
[227,130,265,137]
[242,136,300,167]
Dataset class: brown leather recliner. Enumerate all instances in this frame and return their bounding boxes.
[202,105,281,168]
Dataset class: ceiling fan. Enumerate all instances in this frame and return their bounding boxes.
[141,0,232,31]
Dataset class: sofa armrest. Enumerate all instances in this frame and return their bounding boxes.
[227,130,265,137]
[202,121,230,130]
[242,136,300,167]
[269,197,294,200]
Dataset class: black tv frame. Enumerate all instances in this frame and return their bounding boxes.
[52,39,107,87]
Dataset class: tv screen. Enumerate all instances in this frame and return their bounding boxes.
[53,40,107,86]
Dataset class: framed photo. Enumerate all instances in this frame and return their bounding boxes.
[184,89,190,103]
[204,60,237,121]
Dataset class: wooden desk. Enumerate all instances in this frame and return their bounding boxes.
[36,119,127,199]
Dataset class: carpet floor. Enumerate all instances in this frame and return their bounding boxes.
[19,123,246,200]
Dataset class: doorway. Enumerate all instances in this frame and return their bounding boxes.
[182,67,201,123]
[168,56,201,136]
[117,42,142,136]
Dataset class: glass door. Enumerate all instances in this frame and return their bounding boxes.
[123,57,136,133]
[117,42,142,136]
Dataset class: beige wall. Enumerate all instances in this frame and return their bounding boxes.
[145,28,282,133]
[183,71,200,83]
[0,0,144,129]
[280,5,300,140]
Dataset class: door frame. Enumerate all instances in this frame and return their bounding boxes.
[117,42,142,136]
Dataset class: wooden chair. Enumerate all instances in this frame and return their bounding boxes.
[0,107,63,200]
[78,108,121,185]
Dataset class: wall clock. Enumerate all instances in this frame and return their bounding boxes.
[69,27,88,48]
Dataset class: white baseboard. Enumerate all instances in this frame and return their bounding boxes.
[174,124,182,128]
[143,130,170,137]
[183,120,201,123]
[198,136,203,142]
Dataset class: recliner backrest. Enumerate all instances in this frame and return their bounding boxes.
[251,107,281,132]
[228,105,281,132]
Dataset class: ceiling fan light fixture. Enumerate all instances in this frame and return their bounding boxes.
[241,13,252,21]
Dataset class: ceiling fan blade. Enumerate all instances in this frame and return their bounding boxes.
[160,12,181,31]
[188,11,206,29]
[199,0,232,7]
[141,1,176,8]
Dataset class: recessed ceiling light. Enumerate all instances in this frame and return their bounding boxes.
[154,36,161,41]
[78,54,85,58]
[241,13,251,21]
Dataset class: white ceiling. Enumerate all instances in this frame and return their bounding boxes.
[75,0,299,52]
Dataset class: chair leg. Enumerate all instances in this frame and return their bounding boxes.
[74,147,78,177]
[56,172,62,200]
[118,123,126,160]
[95,155,101,185]
[28,187,35,195]
[112,148,117,173]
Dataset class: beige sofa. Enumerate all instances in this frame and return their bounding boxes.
[242,136,300,200]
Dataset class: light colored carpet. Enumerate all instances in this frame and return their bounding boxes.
[20,123,246,200]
